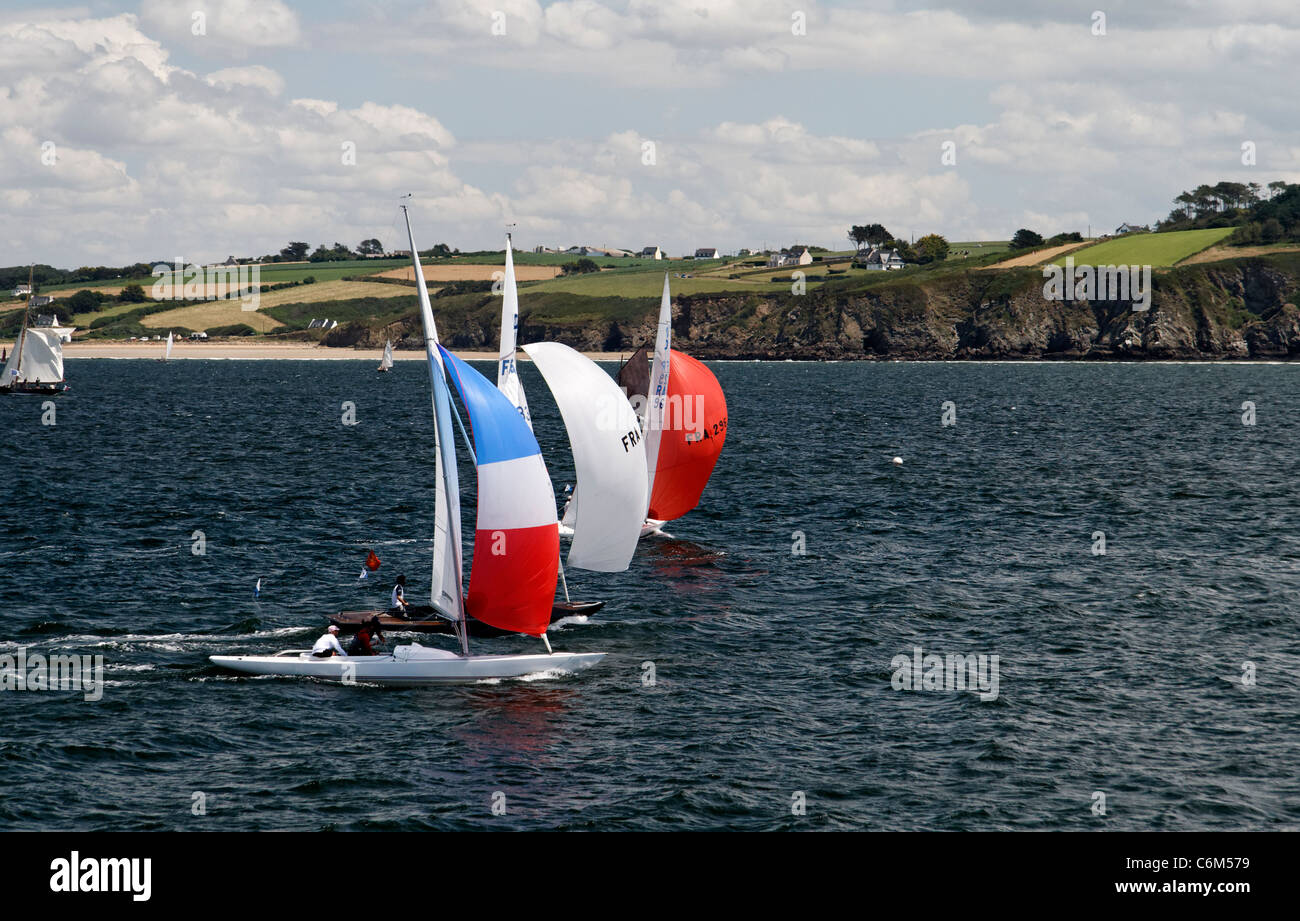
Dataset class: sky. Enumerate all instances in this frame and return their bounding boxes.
[1,0,1297,266]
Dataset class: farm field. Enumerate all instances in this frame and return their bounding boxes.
[524,266,828,297]
[981,241,1093,270]
[140,301,284,332]
[1179,242,1300,266]
[1049,228,1235,268]
[373,263,560,283]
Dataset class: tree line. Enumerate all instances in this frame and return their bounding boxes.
[847,224,950,263]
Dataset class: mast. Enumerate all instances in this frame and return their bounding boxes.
[401,201,470,656]
[13,266,33,383]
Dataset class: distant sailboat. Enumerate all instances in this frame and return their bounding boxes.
[617,275,727,536]
[211,204,604,685]
[2,267,69,396]
[158,330,173,362]
[377,339,394,372]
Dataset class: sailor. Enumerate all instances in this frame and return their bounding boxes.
[390,575,411,618]
[310,625,348,658]
[347,617,386,657]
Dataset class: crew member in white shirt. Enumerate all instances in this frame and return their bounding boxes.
[311,624,348,658]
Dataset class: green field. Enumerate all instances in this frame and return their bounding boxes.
[1050,228,1234,268]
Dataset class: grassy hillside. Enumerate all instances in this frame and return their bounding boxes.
[1050,228,1234,267]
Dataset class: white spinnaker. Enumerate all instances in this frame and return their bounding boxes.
[523,342,648,572]
[401,211,466,630]
[643,275,672,512]
[497,238,531,425]
[164,331,173,360]
[20,329,63,383]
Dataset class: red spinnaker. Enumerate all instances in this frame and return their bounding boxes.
[648,351,727,521]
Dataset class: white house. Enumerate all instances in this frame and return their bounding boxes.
[855,246,907,270]
[640,246,663,260]
[767,246,814,268]
[694,247,720,259]
[11,284,32,297]
[1115,222,1150,234]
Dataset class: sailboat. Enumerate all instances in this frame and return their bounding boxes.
[210,205,604,685]
[498,234,645,602]
[615,275,727,537]
[377,339,394,372]
[2,268,69,396]
[158,331,174,362]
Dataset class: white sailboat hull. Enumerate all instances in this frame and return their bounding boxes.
[210,645,604,685]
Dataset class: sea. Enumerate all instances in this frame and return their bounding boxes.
[1,358,1297,830]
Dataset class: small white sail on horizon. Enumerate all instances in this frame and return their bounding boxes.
[163,330,173,361]
[378,339,394,372]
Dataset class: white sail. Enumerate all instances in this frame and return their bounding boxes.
[522,342,648,572]
[7,328,64,384]
[164,331,173,360]
[401,210,466,635]
[1,331,21,383]
[643,275,673,511]
[496,236,531,425]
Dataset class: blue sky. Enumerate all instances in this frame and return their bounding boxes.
[1,1,1296,264]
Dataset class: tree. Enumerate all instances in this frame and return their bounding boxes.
[65,288,105,313]
[849,223,892,250]
[888,239,917,263]
[1009,229,1044,250]
[119,284,147,303]
[914,234,950,264]
[358,238,383,256]
[560,258,599,275]
[864,223,892,246]
[280,241,310,262]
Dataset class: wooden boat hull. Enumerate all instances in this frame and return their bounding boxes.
[0,382,69,396]
[210,646,604,685]
[329,600,603,636]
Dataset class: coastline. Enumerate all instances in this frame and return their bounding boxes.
[51,341,630,362]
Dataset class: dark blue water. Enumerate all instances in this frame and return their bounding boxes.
[1,359,1298,830]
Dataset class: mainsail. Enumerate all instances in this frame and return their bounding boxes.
[496,235,530,424]
[441,347,559,636]
[523,342,647,572]
[163,331,174,361]
[402,209,466,632]
[379,339,394,370]
[3,328,64,385]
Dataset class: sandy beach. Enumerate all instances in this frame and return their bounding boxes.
[49,340,629,362]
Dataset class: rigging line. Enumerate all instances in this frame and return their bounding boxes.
[448,384,477,466]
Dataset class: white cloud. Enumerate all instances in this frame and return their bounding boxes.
[139,0,302,56]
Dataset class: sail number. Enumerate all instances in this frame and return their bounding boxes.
[620,428,642,453]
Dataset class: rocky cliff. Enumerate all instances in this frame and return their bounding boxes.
[328,254,1300,360]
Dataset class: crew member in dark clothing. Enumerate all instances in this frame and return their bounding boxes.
[347,617,386,656]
